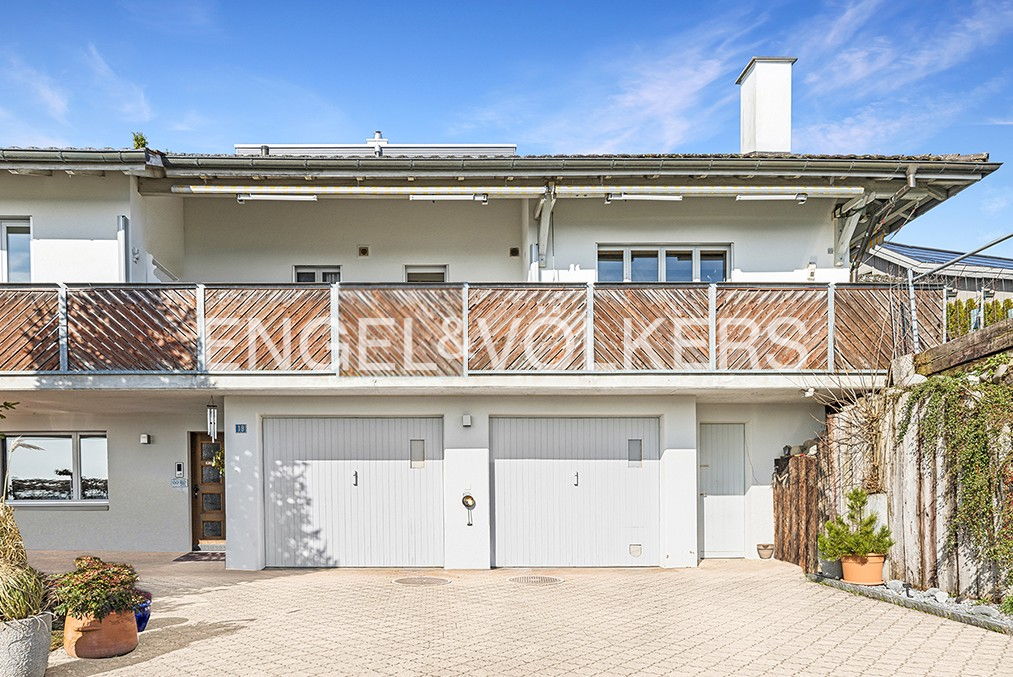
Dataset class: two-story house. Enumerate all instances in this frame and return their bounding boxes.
[0,57,998,570]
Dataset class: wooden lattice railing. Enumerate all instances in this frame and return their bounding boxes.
[0,283,946,375]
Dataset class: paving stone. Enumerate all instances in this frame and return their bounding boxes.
[27,552,1013,676]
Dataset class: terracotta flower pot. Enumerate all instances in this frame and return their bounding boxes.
[63,610,138,658]
[840,554,886,585]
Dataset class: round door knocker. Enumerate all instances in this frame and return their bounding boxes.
[462,494,476,526]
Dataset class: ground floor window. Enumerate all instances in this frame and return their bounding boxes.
[3,433,108,502]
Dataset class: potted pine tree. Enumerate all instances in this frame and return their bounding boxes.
[817,488,894,585]
[53,557,146,658]
[0,565,52,677]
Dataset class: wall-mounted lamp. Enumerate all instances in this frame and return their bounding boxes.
[139,434,152,445]
[462,414,473,428]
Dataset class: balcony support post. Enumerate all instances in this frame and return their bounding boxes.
[195,284,207,372]
[330,282,341,374]
[708,284,717,370]
[585,282,594,371]
[461,283,470,376]
[827,284,836,371]
[57,284,69,372]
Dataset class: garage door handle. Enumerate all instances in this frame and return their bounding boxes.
[353,471,358,487]
[574,472,579,487]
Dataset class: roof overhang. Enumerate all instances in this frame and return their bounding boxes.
[0,147,165,177]
[870,245,1013,282]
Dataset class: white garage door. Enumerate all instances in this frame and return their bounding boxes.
[264,417,443,567]
[491,417,660,567]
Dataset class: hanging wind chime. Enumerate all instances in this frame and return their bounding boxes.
[207,399,219,441]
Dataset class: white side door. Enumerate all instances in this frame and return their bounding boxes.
[699,423,746,558]
[491,417,660,567]
[263,417,444,567]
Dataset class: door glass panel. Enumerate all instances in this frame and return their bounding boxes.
[79,435,108,500]
[597,250,623,282]
[410,439,425,469]
[700,252,727,282]
[202,493,222,512]
[664,251,693,282]
[630,251,659,282]
[628,439,643,467]
[202,521,223,538]
[5,225,31,283]
[201,442,221,460]
[5,435,73,500]
[202,465,222,483]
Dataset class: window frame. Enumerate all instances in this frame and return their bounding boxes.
[404,264,449,283]
[596,245,731,282]
[1,218,32,283]
[293,265,341,284]
[2,432,109,505]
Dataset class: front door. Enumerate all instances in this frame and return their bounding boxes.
[191,433,225,550]
[699,423,746,557]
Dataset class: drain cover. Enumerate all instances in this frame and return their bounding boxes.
[394,576,450,586]
[509,575,562,586]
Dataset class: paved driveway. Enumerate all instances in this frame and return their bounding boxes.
[31,552,1013,676]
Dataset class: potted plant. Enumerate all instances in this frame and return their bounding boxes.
[52,556,146,658]
[134,589,152,632]
[818,488,894,585]
[0,564,52,677]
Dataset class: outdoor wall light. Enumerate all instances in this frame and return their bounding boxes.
[462,414,472,427]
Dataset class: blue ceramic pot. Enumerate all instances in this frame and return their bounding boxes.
[134,601,151,632]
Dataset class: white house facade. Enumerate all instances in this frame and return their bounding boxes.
[0,57,999,570]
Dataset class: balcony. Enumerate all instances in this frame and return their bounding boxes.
[0,283,945,377]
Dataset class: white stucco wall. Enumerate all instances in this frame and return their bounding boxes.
[542,198,846,283]
[0,173,129,282]
[696,402,825,558]
[224,394,698,571]
[130,188,185,281]
[3,408,205,552]
[181,198,527,282]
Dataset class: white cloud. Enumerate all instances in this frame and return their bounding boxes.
[84,44,153,122]
[168,110,208,133]
[453,19,756,153]
[2,56,69,122]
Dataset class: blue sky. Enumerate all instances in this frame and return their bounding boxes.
[2,0,1012,255]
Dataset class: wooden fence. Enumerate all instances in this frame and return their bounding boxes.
[775,394,1004,598]
[773,454,820,574]
[0,282,945,375]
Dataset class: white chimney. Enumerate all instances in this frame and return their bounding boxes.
[736,56,796,154]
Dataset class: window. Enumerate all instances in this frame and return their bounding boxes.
[596,246,729,282]
[628,439,643,468]
[293,265,341,283]
[1,220,31,283]
[596,250,624,282]
[3,433,108,502]
[405,265,448,283]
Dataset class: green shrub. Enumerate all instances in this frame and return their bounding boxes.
[52,557,146,620]
[1001,595,1013,617]
[818,488,894,559]
[0,564,48,621]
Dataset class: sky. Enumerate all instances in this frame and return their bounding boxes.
[2,0,1012,256]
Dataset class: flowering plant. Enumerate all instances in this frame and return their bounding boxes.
[52,556,147,620]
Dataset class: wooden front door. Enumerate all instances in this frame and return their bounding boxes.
[191,433,225,550]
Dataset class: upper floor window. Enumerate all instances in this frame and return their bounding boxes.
[597,246,729,282]
[294,265,341,283]
[1,220,31,283]
[405,265,448,283]
[3,433,108,502]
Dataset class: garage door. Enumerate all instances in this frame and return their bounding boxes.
[264,417,443,567]
[491,417,660,567]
